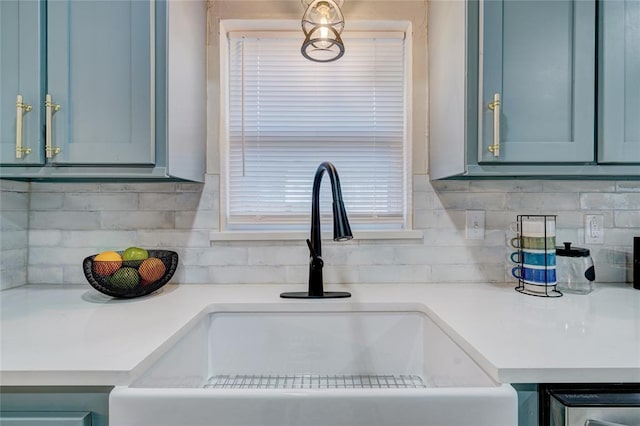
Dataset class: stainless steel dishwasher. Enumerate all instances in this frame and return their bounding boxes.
[547,388,640,426]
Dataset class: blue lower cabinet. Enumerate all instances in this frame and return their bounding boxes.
[513,384,539,426]
[0,412,91,426]
[0,387,109,426]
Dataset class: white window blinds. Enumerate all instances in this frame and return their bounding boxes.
[225,31,408,230]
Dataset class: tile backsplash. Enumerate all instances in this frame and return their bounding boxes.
[1,176,637,289]
[0,180,29,290]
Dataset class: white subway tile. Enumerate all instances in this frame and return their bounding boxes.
[30,211,100,230]
[180,247,248,266]
[413,210,431,229]
[175,210,217,230]
[556,229,580,246]
[136,230,210,248]
[467,246,507,265]
[176,183,205,193]
[604,229,639,246]
[543,181,616,193]
[581,193,640,210]
[208,266,286,284]
[0,180,29,192]
[1,218,28,235]
[614,211,640,228]
[29,247,91,266]
[28,266,64,284]
[30,182,97,193]
[248,246,306,266]
[322,265,360,284]
[285,265,308,284]
[0,268,27,290]
[471,180,542,193]
[173,266,210,284]
[63,265,87,285]
[0,248,27,269]
[60,230,137,248]
[413,191,434,211]
[346,245,399,265]
[431,181,470,192]
[2,230,29,249]
[413,174,430,192]
[358,265,430,284]
[432,264,504,283]
[508,193,580,211]
[616,182,640,193]
[100,183,176,192]
[28,230,62,247]
[30,193,64,210]
[139,192,204,211]
[594,263,629,284]
[63,193,139,211]
[436,193,507,210]
[433,264,504,283]
[101,211,174,230]
[0,191,29,210]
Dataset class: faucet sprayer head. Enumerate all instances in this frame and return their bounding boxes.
[333,200,353,241]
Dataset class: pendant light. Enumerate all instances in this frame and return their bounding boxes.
[301,0,345,62]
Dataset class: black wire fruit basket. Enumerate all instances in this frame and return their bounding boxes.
[83,250,178,298]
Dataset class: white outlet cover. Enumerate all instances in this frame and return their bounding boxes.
[584,214,604,244]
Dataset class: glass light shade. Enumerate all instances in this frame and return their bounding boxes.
[301,0,345,62]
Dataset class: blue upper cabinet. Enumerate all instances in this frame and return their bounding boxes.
[0,0,205,181]
[480,0,596,163]
[47,0,153,164]
[598,0,640,164]
[0,1,44,166]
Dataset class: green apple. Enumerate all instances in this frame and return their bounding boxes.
[106,267,140,289]
[122,246,149,262]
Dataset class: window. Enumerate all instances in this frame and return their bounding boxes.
[221,25,410,232]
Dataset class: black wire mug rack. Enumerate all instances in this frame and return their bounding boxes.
[513,214,562,298]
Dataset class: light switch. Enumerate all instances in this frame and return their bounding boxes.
[466,210,485,240]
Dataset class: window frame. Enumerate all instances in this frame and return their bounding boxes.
[218,19,414,236]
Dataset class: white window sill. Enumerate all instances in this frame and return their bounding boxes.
[209,230,424,242]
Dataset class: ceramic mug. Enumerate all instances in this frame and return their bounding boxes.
[511,265,557,285]
[510,217,556,237]
[510,236,556,250]
[510,249,556,266]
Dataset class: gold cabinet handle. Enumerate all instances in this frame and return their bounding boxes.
[45,94,61,158]
[487,93,500,157]
[15,95,33,159]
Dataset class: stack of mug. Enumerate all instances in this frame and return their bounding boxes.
[509,215,559,295]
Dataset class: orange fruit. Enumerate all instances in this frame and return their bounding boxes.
[138,257,166,282]
[93,251,123,276]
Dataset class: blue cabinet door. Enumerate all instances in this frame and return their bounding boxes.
[598,0,640,164]
[481,0,596,163]
[0,0,44,166]
[46,0,153,165]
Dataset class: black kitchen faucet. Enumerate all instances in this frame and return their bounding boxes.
[281,161,353,299]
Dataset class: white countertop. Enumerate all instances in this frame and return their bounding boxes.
[1,283,639,386]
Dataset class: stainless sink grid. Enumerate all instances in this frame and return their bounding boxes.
[204,374,428,389]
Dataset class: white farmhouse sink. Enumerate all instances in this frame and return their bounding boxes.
[110,304,516,426]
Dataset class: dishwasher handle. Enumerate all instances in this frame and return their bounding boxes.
[586,420,631,426]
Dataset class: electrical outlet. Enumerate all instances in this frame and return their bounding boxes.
[584,214,604,244]
[466,210,485,240]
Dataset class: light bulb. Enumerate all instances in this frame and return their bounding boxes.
[319,17,329,48]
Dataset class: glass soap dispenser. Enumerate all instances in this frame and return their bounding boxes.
[556,242,595,294]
